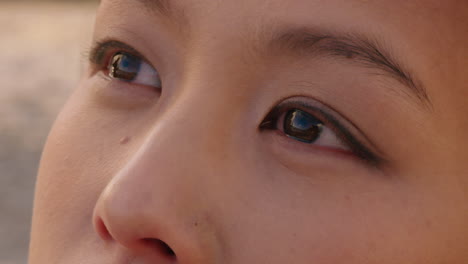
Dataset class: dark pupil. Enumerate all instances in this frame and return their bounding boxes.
[283,109,323,143]
[109,53,141,81]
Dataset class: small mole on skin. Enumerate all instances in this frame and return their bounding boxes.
[120,136,131,145]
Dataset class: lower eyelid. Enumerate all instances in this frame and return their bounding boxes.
[263,129,360,163]
[276,127,351,155]
[90,72,160,108]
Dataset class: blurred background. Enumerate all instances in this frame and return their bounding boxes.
[0,1,98,263]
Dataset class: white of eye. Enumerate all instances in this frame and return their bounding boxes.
[108,52,161,88]
[133,60,161,88]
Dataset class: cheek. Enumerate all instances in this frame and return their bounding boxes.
[30,82,467,263]
[222,159,457,263]
[31,88,142,254]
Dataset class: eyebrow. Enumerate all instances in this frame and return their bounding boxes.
[135,0,174,17]
[267,27,431,109]
[133,0,431,109]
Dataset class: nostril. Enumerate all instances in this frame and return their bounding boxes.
[142,238,176,257]
[95,217,112,241]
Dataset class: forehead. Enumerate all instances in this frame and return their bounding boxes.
[100,0,467,74]
[101,0,466,35]
[102,0,467,48]
[109,0,464,19]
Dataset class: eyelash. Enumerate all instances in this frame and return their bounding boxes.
[88,40,382,167]
[260,99,381,166]
[88,40,149,74]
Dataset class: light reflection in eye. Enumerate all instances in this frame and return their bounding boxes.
[107,52,162,88]
[283,109,324,143]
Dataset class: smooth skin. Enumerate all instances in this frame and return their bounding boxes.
[29,0,467,263]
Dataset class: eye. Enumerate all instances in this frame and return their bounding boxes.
[260,98,382,165]
[107,52,162,88]
[280,108,349,150]
[283,109,324,143]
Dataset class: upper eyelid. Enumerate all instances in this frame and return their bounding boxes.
[88,39,148,66]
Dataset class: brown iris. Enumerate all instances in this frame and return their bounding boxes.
[108,52,140,81]
[283,109,323,143]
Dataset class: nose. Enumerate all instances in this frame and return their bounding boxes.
[92,100,225,263]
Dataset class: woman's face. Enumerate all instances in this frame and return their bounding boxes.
[29,0,468,263]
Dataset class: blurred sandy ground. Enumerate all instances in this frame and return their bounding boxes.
[0,1,97,263]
